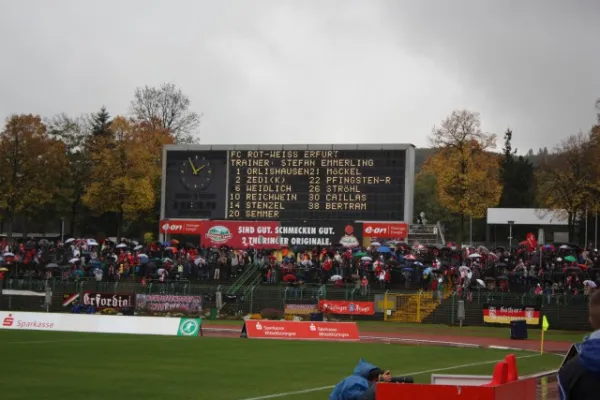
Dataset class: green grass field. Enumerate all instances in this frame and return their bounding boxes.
[0,330,563,400]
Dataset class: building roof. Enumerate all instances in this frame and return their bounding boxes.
[486,208,569,226]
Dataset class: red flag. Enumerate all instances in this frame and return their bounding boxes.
[525,233,537,252]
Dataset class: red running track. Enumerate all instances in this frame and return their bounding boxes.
[202,323,573,353]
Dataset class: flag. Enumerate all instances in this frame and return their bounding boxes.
[542,315,550,331]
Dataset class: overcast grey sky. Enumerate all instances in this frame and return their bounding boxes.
[0,0,598,152]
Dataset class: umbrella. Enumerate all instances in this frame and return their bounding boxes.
[370,242,381,247]
[134,245,143,251]
[423,267,433,276]
[361,256,372,261]
[87,239,99,246]
[330,274,343,281]
[116,243,127,249]
[283,273,297,282]
[157,268,166,275]
[413,261,424,267]
[162,257,173,263]
[45,263,59,269]
[458,266,471,273]
[497,275,509,280]
[564,255,577,262]
[476,279,486,287]
[377,246,391,253]
[69,258,80,264]
[404,254,417,260]
[354,252,367,258]
[138,253,148,258]
[402,267,414,272]
[584,280,597,288]
[65,238,75,244]
[560,244,571,249]
[3,252,14,257]
[0,267,8,272]
[468,253,481,259]
[300,259,313,266]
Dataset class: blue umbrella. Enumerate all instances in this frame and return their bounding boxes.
[378,246,391,253]
[423,267,433,275]
[402,267,414,272]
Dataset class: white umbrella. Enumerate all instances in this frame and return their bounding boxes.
[468,253,481,259]
[87,239,99,246]
[458,266,471,273]
[69,257,80,263]
[413,261,424,267]
[476,279,486,287]
[134,245,143,251]
[3,252,14,257]
[138,253,148,259]
[300,259,312,266]
[157,268,166,275]
[65,238,75,244]
[116,243,127,249]
[584,280,597,288]
[329,274,343,281]
[361,256,372,261]
[560,244,571,249]
[194,257,205,266]
[370,242,381,247]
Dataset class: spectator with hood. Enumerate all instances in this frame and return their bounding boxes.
[329,359,391,400]
[558,289,600,399]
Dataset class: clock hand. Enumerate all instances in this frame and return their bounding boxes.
[188,158,199,175]
[196,164,207,173]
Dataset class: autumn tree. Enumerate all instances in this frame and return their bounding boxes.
[82,117,172,240]
[535,132,593,238]
[130,83,201,143]
[0,115,68,238]
[421,110,502,245]
[46,113,92,235]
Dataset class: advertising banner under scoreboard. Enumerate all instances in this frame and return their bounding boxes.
[482,304,540,325]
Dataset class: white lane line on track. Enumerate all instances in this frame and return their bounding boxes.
[237,354,540,400]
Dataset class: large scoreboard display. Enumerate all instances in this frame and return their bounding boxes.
[161,144,415,222]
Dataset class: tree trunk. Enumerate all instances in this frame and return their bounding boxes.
[117,210,124,242]
[458,212,465,264]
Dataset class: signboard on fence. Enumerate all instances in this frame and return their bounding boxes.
[284,301,319,315]
[318,300,375,315]
[62,292,134,310]
[482,304,540,325]
[0,312,201,337]
[135,294,203,313]
[241,320,359,341]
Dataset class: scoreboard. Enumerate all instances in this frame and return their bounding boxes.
[161,144,415,223]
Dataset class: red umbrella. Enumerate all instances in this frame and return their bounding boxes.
[283,274,297,282]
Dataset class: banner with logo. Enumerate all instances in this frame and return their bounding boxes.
[1,311,201,336]
[284,301,319,315]
[482,304,541,325]
[160,220,204,235]
[62,292,134,310]
[135,294,202,312]
[241,320,359,341]
[202,220,280,249]
[318,300,375,315]
[362,222,408,239]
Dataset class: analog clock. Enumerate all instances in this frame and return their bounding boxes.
[180,155,213,191]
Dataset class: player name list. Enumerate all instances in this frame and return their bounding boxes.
[226,150,401,219]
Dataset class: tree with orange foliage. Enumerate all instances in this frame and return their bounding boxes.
[0,115,69,238]
[82,117,173,240]
[421,110,502,245]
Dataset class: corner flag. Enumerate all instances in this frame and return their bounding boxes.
[541,315,550,354]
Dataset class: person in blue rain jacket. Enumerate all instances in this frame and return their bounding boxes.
[558,289,600,399]
[329,359,391,400]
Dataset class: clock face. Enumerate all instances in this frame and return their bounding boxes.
[180,155,213,191]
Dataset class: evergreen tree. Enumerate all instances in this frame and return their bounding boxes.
[499,129,535,207]
[91,106,112,136]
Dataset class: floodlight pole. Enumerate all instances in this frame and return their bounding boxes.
[585,206,588,249]
[508,221,515,249]
[595,207,598,250]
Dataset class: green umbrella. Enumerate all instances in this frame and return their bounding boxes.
[564,255,576,262]
[354,252,367,258]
